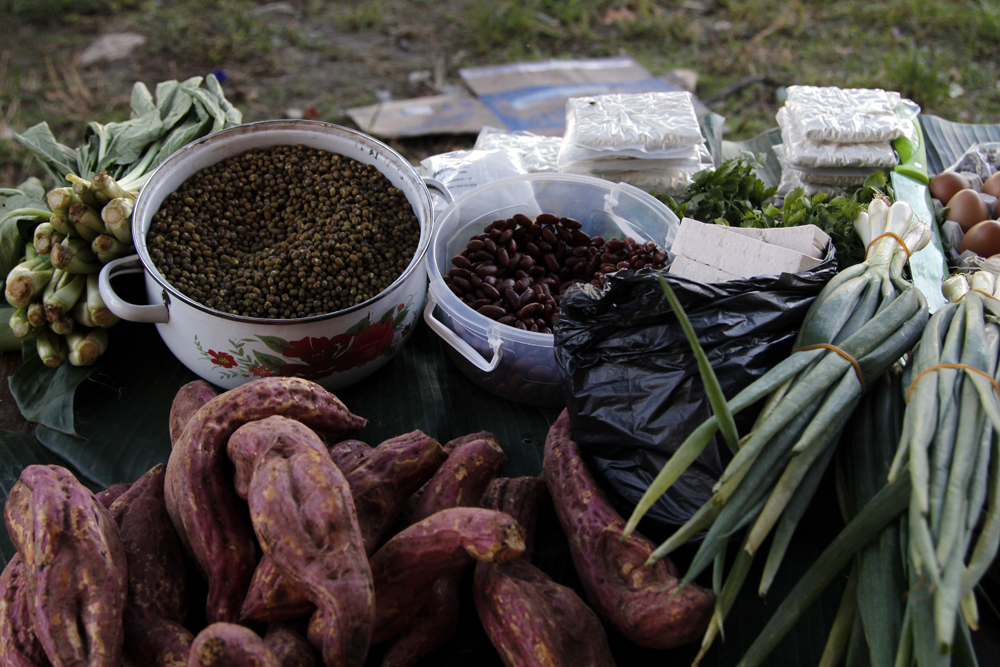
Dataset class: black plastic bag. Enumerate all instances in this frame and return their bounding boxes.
[553,244,838,537]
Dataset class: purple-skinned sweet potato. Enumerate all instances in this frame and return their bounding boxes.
[107,465,193,667]
[0,554,49,667]
[5,465,128,667]
[542,410,713,649]
[109,464,188,621]
[379,574,459,667]
[376,437,502,665]
[474,558,615,667]
[480,476,547,559]
[95,482,131,509]
[164,377,366,624]
[263,624,316,667]
[402,432,501,518]
[247,436,374,667]
[227,416,329,501]
[169,380,220,447]
[369,507,524,645]
[240,431,446,623]
[188,623,280,667]
[327,440,371,475]
[122,613,193,667]
[408,436,505,524]
[474,474,613,667]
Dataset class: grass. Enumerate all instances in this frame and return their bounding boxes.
[1,0,998,188]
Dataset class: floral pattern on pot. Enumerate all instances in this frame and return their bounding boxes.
[193,297,415,382]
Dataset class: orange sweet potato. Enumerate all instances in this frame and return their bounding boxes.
[169,380,220,447]
[188,623,281,667]
[0,554,49,667]
[5,465,128,667]
[164,377,366,624]
[247,436,374,667]
[542,410,713,649]
[369,507,524,645]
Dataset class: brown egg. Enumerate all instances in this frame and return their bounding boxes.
[983,171,1000,199]
[960,220,1000,257]
[930,171,970,204]
[947,189,990,232]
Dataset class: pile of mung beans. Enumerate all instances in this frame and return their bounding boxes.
[147,145,420,319]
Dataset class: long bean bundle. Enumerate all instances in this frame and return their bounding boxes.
[624,195,932,661]
[886,269,1000,664]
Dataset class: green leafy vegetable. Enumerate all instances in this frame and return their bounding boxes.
[662,156,892,270]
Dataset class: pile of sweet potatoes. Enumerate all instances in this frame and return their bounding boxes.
[0,377,712,667]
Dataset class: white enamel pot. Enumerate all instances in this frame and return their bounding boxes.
[99,120,451,391]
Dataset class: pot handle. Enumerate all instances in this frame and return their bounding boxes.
[423,291,502,374]
[98,254,170,324]
[423,177,454,207]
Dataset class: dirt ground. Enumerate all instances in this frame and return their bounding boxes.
[3,0,999,188]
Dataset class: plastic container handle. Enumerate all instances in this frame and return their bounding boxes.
[423,292,502,373]
[98,254,170,324]
[423,177,454,207]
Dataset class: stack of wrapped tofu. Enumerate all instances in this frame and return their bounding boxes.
[775,85,915,196]
[668,217,829,283]
[556,91,712,196]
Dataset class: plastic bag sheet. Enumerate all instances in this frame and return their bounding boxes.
[784,85,910,144]
[558,91,705,165]
[777,107,898,170]
[553,249,838,535]
[473,126,563,173]
[419,148,529,216]
[946,141,1000,181]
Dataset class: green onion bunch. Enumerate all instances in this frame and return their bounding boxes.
[883,269,1000,665]
[624,195,932,662]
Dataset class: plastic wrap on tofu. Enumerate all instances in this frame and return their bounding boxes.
[552,249,837,536]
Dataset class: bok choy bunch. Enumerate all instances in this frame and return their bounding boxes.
[624,195,932,662]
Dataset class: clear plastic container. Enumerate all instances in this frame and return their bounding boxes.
[423,173,680,407]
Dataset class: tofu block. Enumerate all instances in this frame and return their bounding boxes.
[720,224,830,259]
[668,255,742,284]
[671,218,822,278]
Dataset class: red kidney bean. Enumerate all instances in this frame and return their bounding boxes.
[517,288,535,309]
[499,228,514,244]
[525,242,541,258]
[537,283,551,297]
[556,226,574,243]
[484,275,498,286]
[448,267,471,279]
[513,226,527,241]
[599,263,617,274]
[483,238,497,254]
[467,239,485,251]
[529,222,542,235]
[452,255,471,269]
[541,226,559,245]
[497,247,510,269]
[559,216,582,229]
[507,238,518,254]
[590,235,605,247]
[468,273,483,289]
[477,264,499,278]
[478,304,507,319]
[472,250,494,263]
[504,288,520,308]
[565,256,585,268]
[452,276,472,292]
[481,283,500,300]
[498,315,517,326]
[497,277,515,291]
[512,213,532,227]
[571,245,589,257]
[517,302,544,319]
[571,229,591,245]
[606,238,624,251]
[633,259,646,269]
[528,322,539,332]
[471,298,491,310]
[536,213,559,225]
[543,253,560,272]
[515,320,527,330]
[447,283,463,298]
[530,266,546,278]
[489,227,503,241]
